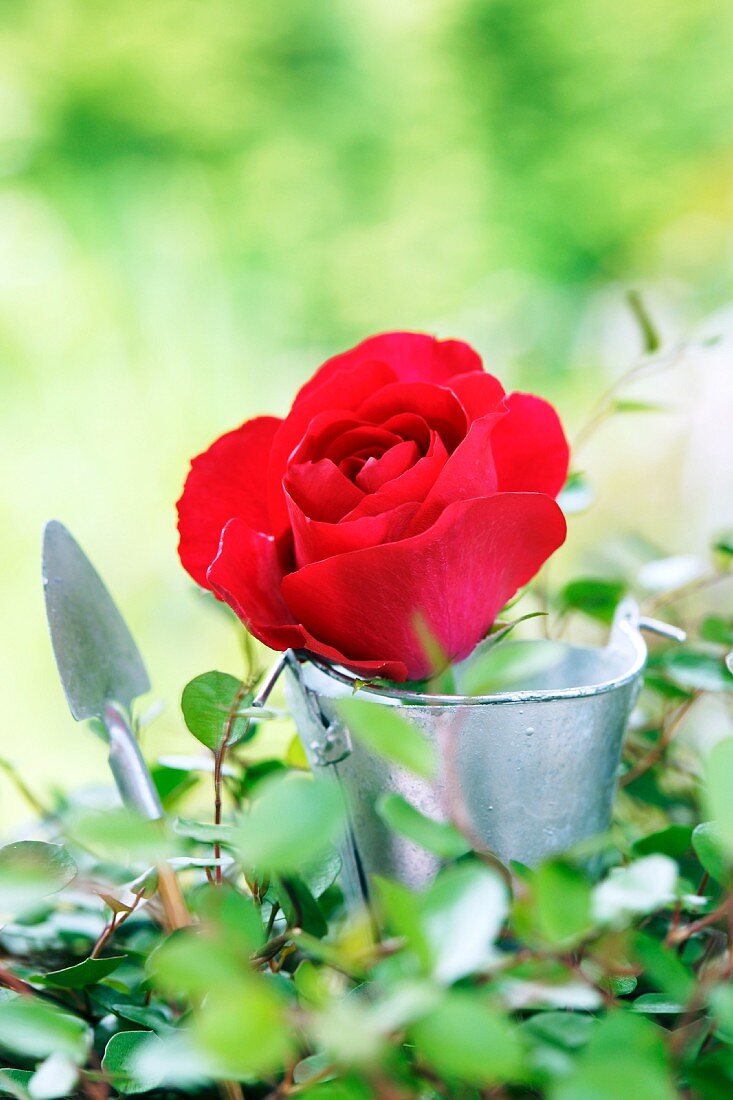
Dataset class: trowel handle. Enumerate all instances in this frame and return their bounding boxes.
[103,703,190,931]
[104,703,164,819]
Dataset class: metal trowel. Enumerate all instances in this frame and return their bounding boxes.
[42,520,189,930]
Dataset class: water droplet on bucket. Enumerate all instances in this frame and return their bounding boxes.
[525,726,535,736]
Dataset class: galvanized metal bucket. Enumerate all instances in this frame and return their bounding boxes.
[280,600,682,905]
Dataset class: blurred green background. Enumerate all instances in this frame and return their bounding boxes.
[2,0,733,827]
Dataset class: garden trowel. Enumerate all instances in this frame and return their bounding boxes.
[42,520,189,929]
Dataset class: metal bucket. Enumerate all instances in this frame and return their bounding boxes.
[281,600,682,905]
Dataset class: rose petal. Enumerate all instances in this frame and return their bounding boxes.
[294,332,484,409]
[410,409,504,533]
[382,412,433,451]
[324,424,402,465]
[207,517,407,679]
[448,371,506,420]
[358,381,467,452]
[345,433,449,519]
[491,393,570,497]
[357,440,420,493]
[207,519,304,649]
[291,410,365,465]
[287,495,420,566]
[284,459,364,522]
[282,493,567,681]
[268,359,397,536]
[177,416,280,588]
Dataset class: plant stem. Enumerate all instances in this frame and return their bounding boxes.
[265,902,280,939]
[619,694,700,787]
[90,889,144,958]
[213,746,224,886]
[666,895,732,947]
[211,683,251,886]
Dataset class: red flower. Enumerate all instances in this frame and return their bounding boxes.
[177,332,569,682]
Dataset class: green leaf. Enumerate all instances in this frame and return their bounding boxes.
[108,1004,173,1036]
[299,850,342,899]
[194,885,264,952]
[460,640,567,695]
[630,994,686,1014]
[700,616,733,646]
[533,860,593,946]
[173,817,236,845]
[372,877,430,969]
[632,825,693,859]
[376,794,469,859]
[551,1011,676,1100]
[421,863,507,983]
[659,649,733,693]
[181,670,252,753]
[0,1069,32,1099]
[102,1032,164,1095]
[712,529,733,561]
[150,764,198,809]
[634,933,694,1003]
[0,843,77,915]
[194,980,293,1078]
[68,807,176,863]
[273,874,328,938]
[149,928,244,999]
[336,698,436,778]
[130,1032,214,1090]
[692,821,730,884]
[39,955,126,990]
[521,1011,596,1050]
[410,991,523,1086]
[704,739,733,855]
[0,999,90,1064]
[27,1053,78,1100]
[234,772,344,874]
[557,578,626,624]
[709,984,733,1041]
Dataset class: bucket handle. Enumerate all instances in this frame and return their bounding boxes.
[253,649,351,766]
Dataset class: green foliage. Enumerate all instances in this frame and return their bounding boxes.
[181,670,252,753]
[0,1000,90,1064]
[410,991,524,1086]
[234,772,344,873]
[557,577,627,623]
[704,739,733,853]
[101,1033,163,1096]
[376,794,470,859]
[335,699,436,778]
[4,460,733,1098]
[461,639,567,694]
[0,843,77,916]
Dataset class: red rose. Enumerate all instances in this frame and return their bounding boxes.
[177,332,569,682]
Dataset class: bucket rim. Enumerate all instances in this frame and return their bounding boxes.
[302,605,648,707]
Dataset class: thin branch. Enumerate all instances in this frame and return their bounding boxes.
[90,889,145,959]
[666,895,732,947]
[212,684,251,885]
[619,694,700,788]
